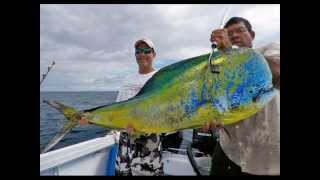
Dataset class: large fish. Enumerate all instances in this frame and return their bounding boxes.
[42,48,276,153]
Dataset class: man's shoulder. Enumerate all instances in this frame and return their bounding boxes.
[255,42,280,57]
[116,71,159,101]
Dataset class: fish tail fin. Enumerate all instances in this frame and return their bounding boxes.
[43,100,82,122]
[41,100,82,154]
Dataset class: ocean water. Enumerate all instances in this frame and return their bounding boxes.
[40,91,118,153]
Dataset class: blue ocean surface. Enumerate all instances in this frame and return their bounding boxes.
[40,91,118,153]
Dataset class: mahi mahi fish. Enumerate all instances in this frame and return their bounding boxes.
[42,48,277,153]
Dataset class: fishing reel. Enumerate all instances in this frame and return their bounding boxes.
[209,45,239,74]
[192,128,217,155]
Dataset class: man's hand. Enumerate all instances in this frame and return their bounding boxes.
[202,120,224,132]
[210,28,232,51]
[126,123,135,135]
[79,117,89,125]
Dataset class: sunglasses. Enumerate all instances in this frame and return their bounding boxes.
[135,48,153,54]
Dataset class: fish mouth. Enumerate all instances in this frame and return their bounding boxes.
[253,86,275,103]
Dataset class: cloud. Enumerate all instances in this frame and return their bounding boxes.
[40,4,280,91]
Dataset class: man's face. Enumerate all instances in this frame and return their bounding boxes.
[135,42,155,68]
[226,22,255,48]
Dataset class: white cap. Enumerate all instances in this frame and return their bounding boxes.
[134,38,156,52]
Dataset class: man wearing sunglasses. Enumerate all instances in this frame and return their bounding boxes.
[79,38,163,176]
[114,38,164,176]
[206,17,280,176]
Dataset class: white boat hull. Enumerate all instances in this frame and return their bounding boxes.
[40,133,211,176]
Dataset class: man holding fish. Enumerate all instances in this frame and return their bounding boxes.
[44,16,279,176]
[80,38,165,176]
[207,17,280,176]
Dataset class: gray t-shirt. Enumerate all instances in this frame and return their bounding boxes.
[219,42,280,175]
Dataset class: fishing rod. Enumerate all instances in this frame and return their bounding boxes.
[40,61,55,86]
[40,61,56,153]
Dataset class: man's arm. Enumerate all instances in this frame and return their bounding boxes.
[199,28,233,131]
[258,42,280,90]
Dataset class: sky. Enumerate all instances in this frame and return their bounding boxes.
[40,4,280,91]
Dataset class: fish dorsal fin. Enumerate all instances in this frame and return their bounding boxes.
[135,54,210,96]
